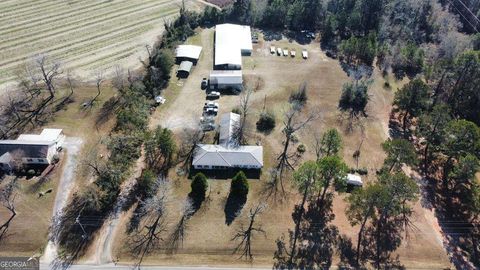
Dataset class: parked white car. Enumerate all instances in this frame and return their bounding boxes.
[154,96,166,104]
[206,91,220,99]
[204,107,218,115]
[204,101,219,108]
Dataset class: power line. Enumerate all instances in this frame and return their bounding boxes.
[454,0,480,24]
[446,0,480,33]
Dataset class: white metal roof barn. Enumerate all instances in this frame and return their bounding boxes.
[175,45,203,61]
[214,23,253,69]
[209,70,243,92]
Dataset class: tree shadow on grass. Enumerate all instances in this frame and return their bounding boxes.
[224,193,246,225]
[337,234,357,269]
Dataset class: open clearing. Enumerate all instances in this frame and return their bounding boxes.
[0,0,205,90]
[111,28,452,268]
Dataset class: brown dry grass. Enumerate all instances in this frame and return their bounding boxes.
[0,85,116,256]
[112,28,452,268]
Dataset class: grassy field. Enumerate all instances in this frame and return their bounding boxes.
[0,0,205,89]
[111,28,452,268]
[0,85,117,257]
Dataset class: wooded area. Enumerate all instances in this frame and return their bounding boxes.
[1,0,479,268]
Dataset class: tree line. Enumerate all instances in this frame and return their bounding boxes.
[50,5,201,267]
[272,128,420,269]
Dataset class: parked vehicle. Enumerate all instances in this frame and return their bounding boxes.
[204,101,219,109]
[206,91,220,99]
[201,78,208,90]
[204,107,218,115]
[302,49,308,59]
[154,96,166,105]
[202,123,216,131]
[283,49,289,56]
[326,50,337,59]
[270,46,276,54]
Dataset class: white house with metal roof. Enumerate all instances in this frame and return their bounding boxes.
[192,113,263,170]
[192,144,263,170]
[214,23,252,70]
[0,128,65,169]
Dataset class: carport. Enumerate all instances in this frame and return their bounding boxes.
[177,61,193,78]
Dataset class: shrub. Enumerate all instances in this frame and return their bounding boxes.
[289,82,308,107]
[190,172,208,202]
[231,107,241,114]
[230,171,249,199]
[297,144,306,153]
[256,111,276,133]
[357,168,368,175]
[348,167,369,175]
[27,169,36,176]
[137,170,157,198]
[153,49,174,81]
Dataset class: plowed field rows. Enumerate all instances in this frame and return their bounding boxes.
[0,0,204,88]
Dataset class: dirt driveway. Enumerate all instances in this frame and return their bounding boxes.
[149,28,214,131]
[149,28,331,133]
[42,137,83,264]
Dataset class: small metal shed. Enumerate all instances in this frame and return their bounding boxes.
[177,61,193,78]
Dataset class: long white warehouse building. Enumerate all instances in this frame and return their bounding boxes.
[214,23,252,70]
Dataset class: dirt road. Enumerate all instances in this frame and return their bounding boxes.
[41,137,84,264]
[87,152,145,265]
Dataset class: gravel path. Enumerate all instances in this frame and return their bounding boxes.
[41,137,83,264]
[88,152,145,264]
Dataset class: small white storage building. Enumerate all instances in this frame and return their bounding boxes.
[175,45,202,64]
[209,70,243,92]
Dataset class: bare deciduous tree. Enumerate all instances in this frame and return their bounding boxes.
[130,179,171,269]
[112,66,126,93]
[34,54,62,97]
[167,198,195,254]
[64,70,77,102]
[0,54,63,138]
[178,127,204,172]
[232,203,267,260]
[269,105,317,196]
[89,70,105,106]
[0,178,17,243]
[232,87,253,146]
